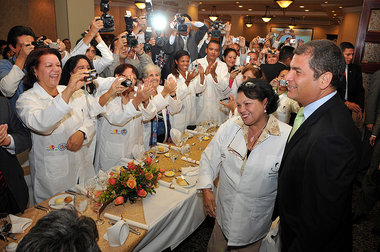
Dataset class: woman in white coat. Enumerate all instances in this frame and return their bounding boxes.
[197,78,291,251]
[167,50,205,132]
[94,64,155,171]
[16,48,96,203]
[141,64,182,148]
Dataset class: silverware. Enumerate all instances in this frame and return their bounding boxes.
[34,205,50,213]
[107,221,141,235]
[180,175,190,186]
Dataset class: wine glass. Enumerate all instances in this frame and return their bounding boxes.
[0,213,12,242]
[74,194,88,215]
[85,177,97,197]
[91,197,104,225]
[170,150,179,171]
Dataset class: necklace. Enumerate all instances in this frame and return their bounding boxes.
[248,117,269,149]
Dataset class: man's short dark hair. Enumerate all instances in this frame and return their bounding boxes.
[279,46,294,62]
[7,26,35,48]
[62,38,70,43]
[339,42,354,52]
[294,39,345,90]
[17,207,101,252]
[180,13,192,21]
[207,40,220,49]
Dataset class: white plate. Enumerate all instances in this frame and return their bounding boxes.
[174,176,197,188]
[156,146,169,154]
[165,170,176,177]
[49,194,75,209]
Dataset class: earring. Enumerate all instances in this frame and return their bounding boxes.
[264,108,267,113]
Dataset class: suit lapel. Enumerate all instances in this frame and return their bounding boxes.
[280,94,341,171]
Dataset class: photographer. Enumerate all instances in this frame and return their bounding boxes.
[69,17,113,75]
[0,26,35,111]
[100,31,153,78]
[272,29,298,49]
[164,14,208,69]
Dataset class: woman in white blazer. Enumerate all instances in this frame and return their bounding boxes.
[197,78,291,251]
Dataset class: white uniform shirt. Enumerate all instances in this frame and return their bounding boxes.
[273,92,300,124]
[195,56,230,125]
[16,83,96,203]
[197,115,291,246]
[168,72,205,132]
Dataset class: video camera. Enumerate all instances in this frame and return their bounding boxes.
[99,0,115,33]
[122,11,138,47]
[210,21,225,38]
[174,14,188,33]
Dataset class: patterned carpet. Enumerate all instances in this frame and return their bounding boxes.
[166,185,380,252]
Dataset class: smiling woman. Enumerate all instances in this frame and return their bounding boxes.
[16,48,96,203]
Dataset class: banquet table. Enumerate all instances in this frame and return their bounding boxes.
[0,131,212,252]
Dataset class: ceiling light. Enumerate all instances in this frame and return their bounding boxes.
[288,25,295,29]
[288,17,296,29]
[199,1,202,4]
[299,6,304,8]
[305,9,309,12]
[238,5,243,8]
[245,16,253,28]
[324,1,328,3]
[262,6,272,23]
[201,8,206,11]
[332,10,335,12]
[236,1,240,3]
[135,0,146,9]
[209,5,218,21]
[248,8,253,11]
[275,0,294,9]
[339,6,343,8]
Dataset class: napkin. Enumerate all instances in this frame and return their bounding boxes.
[181,156,200,164]
[74,184,87,195]
[185,129,199,135]
[158,180,189,194]
[181,166,199,176]
[103,220,129,247]
[170,128,182,146]
[9,215,32,233]
[104,213,149,230]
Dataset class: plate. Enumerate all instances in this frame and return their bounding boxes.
[156,146,169,154]
[165,171,176,177]
[174,176,197,188]
[49,194,75,209]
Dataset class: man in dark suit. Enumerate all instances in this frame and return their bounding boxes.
[277,40,361,251]
[0,96,31,214]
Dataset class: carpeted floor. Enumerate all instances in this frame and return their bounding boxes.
[166,185,380,252]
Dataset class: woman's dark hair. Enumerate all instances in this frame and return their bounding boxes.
[114,63,139,78]
[237,78,279,114]
[223,48,237,59]
[171,50,190,78]
[24,48,62,91]
[59,55,96,94]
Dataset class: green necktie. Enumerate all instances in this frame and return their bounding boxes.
[288,107,304,141]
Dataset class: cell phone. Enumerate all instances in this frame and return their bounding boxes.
[220,97,230,102]
[84,69,97,82]
[258,38,265,43]
[192,63,199,71]
[290,39,296,44]
[279,79,288,87]
[232,37,240,44]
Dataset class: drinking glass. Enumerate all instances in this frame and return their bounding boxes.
[170,150,179,170]
[197,134,204,150]
[91,198,104,225]
[74,194,88,215]
[85,177,97,197]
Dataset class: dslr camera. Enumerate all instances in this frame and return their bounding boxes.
[121,78,133,88]
[99,0,115,33]
[122,11,138,47]
[31,36,60,50]
[210,21,225,38]
[84,69,98,82]
[144,27,152,52]
[174,14,188,33]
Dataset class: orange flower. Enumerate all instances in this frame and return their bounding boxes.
[137,188,147,197]
[157,172,162,180]
[108,178,116,185]
[94,190,102,199]
[160,168,165,173]
[127,177,136,189]
[114,196,124,205]
[145,157,152,165]
[145,172,153,180]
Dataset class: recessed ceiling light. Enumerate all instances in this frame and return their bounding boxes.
[334,13,337,16]
[238,5,243,8]
[299,6,304,8]
[248,8,253,11]
[339,6,343,8]
[305,9,309,12]
[332,10,335,12]
[199,1,202,4]
[236,1,239,3]
[324,1,328,3]
[201,8,206,11]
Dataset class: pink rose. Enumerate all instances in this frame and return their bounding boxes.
[145,157,152,165]
[114,196,124,205]
[137,189,147,198]
[108,178,116,185]
[145,172,153,180]
[127,177,136,189]
[160,168,165,173]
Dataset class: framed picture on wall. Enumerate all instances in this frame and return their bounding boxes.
[270,28,313,43]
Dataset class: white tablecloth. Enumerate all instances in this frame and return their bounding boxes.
[133,185,206,251]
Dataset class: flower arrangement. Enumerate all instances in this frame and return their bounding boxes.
[100,157,165,204]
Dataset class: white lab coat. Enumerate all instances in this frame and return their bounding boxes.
[197,115,291,246]
[94,85,157,172]
[273,92,300,124]
[16,83,96,203]
[142,85,182,149]
[195,56,230,125]
[168,72,205,132]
